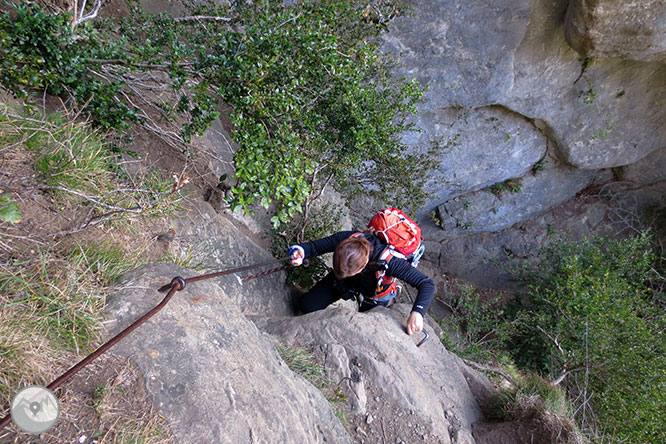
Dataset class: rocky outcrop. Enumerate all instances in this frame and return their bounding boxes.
[564,0,666,63]
[105,263,353,444]
[359,0,666,289]
[266,303,495,444]
[169,198,296,317]
[614,146,666,185]
[414,106,548,209]
[434,159,612,237]
[103,263,505,444]
[507,0,666,170]
[376,0,666,217]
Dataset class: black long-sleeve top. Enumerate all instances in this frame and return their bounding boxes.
[297,231,435,316]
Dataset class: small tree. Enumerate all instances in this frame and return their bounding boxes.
[0,1,434,227]
[509,233,665,443]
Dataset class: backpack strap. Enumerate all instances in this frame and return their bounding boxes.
[374,247,398,299]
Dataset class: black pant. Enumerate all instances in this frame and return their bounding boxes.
[299,272,388,314]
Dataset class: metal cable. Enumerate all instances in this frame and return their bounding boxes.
[0,257,294,433]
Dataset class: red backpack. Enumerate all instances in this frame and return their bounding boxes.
[362,208,425,299]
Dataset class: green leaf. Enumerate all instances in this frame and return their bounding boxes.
[0,196,21,224]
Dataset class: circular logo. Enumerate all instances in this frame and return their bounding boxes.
[10,386,60,434]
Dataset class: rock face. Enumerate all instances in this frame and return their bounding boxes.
[412,106,548,209]
[265,304,495,444]
[435,159,612,237]
[169,198,296,317]
[379,0,666,201]
[105,264,353,444]
[104,264,506,444]
[564,0,666,62]
[355,0,666,289]
[615,145,666,185]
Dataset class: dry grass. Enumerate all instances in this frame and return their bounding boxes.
[0,354,173,443]
[0,106,177,442]
[483,372,585,444]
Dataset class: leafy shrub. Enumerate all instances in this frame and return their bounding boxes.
[0,1,432,227]
[439,283,513,363]
[269,203,345,291]
[208,1,428,226]
[509,233,665,443]
[442,233,664,443]
[0,193,21,224]
[0,3,138,130]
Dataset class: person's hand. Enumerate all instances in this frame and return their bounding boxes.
[406,311,423,335]
[288,245,305,266]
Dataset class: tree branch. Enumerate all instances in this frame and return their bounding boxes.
[174,15,232,23]
[73,0,103,27]
[463,359,517,387]
[37,185,143,214]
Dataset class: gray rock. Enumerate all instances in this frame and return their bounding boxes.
[422,189,621,289]
[170,198,296,317]
[564,0,666,63]
[380,0,666,201]
[105,264,353,444]
[414,106,547,212]
[380,0,533,109]
[265,304,485,444]
[505,0,666,170]
[434,159,612,236]
[615,146,666,185]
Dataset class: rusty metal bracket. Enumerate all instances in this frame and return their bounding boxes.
[0,276,186,432]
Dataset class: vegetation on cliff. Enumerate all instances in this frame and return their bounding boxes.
[443,233,666,443]
[0,0,433,227]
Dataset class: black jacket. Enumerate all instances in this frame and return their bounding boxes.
[298,231,435,316]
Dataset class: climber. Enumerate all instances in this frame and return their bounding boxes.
[288,230,435,335]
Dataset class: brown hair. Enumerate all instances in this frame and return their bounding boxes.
[333,236,371,279]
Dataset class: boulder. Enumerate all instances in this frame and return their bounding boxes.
[265,304,495,444]
[615,146,666,185]
[564,0,666,63]
[378,0,666,199]
[422,191,620,289]
[414,106,547,212]
[434,159,612,237]
[507,0,666,170]
[380,0,533,109]
[169,198,296,317]
[105,263,353,444]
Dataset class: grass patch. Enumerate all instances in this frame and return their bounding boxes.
[0,243,139,355]
[0,105,179,441]
[277,344,349,423]
[439,281,512,363]
[0,105,183,230]
[490,177,523,197]
[277,345,329,389]
[485,371,583,444]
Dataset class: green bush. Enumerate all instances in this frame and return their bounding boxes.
[439,283,513,363]
[442,233,664,443]
[208,1,428,226]
[0,3,138,130]
[0,1,432,227]
[509,233,665,443]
